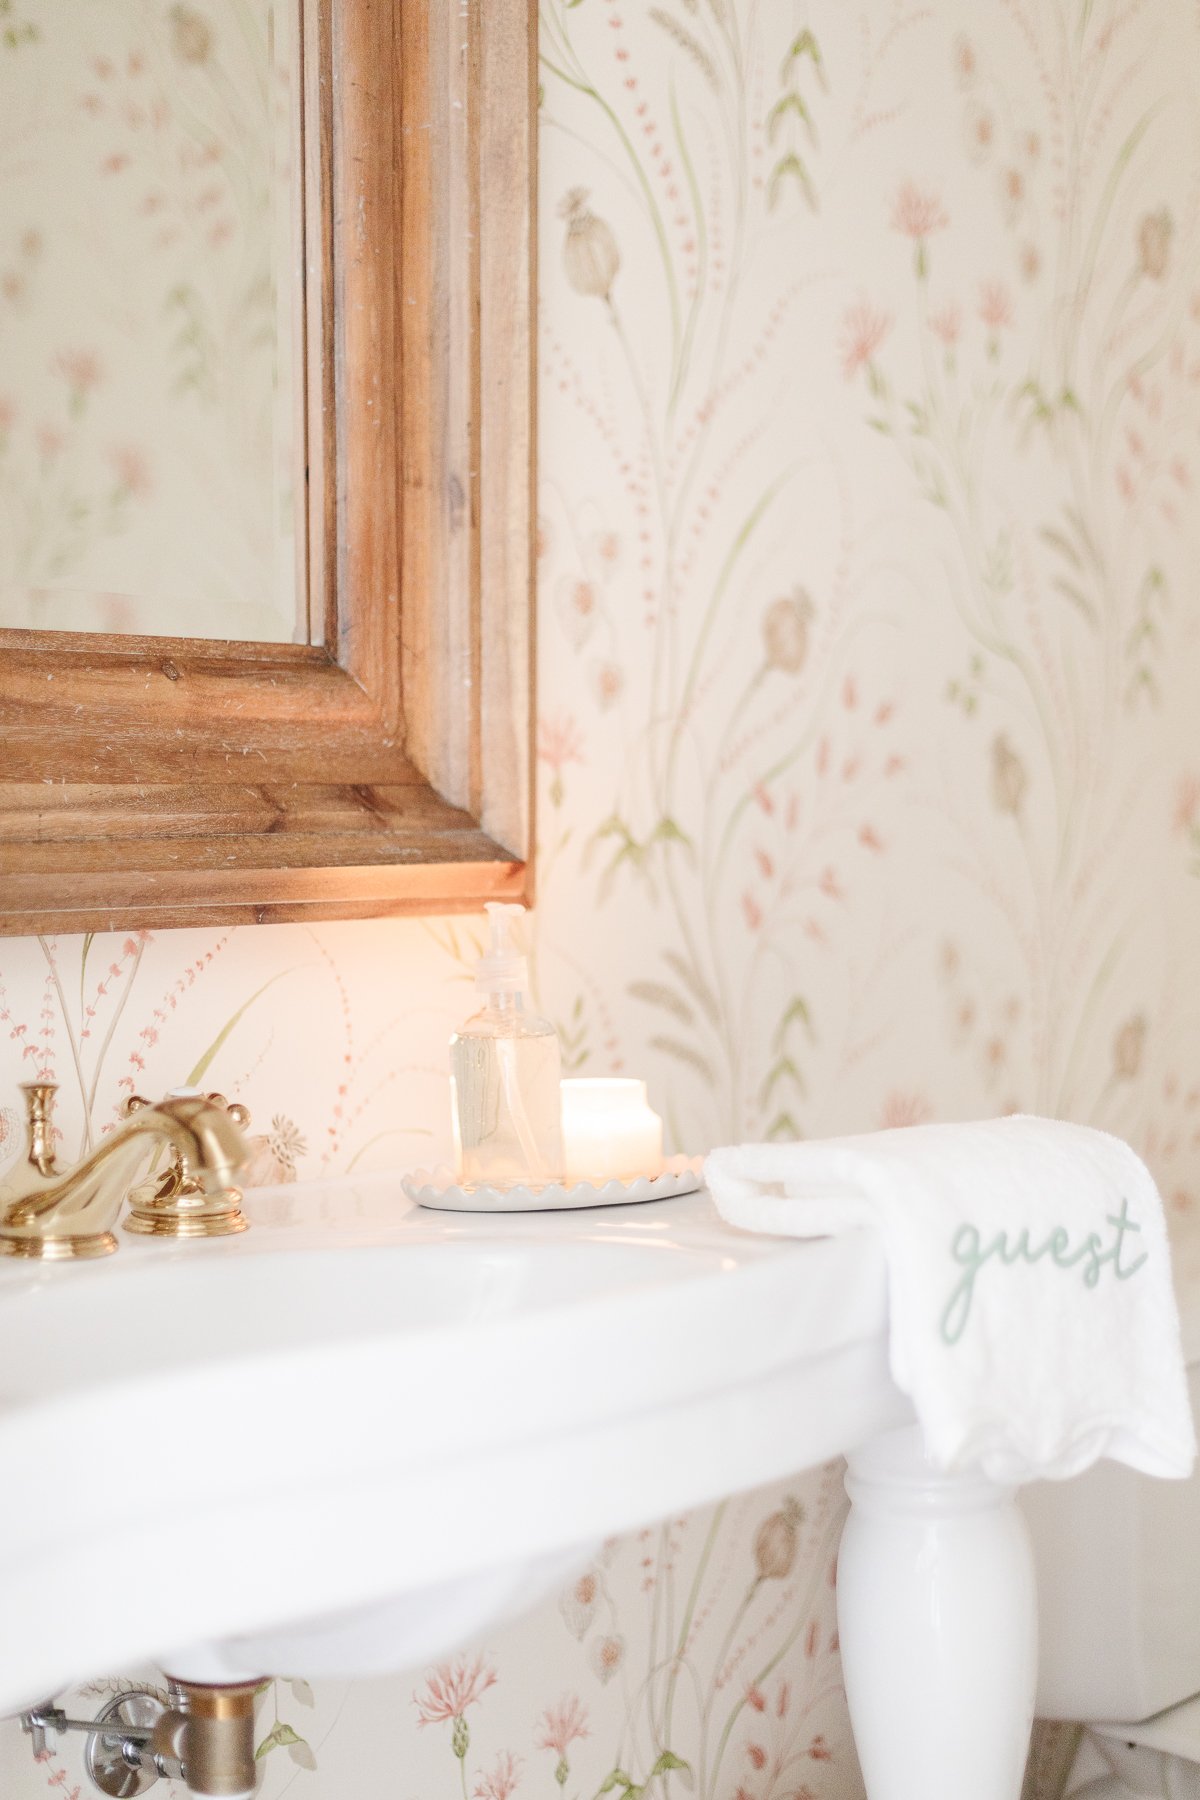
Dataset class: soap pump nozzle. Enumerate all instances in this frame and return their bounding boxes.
[475,901,529,999]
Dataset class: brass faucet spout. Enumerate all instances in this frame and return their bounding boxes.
[0,1085,251,1260]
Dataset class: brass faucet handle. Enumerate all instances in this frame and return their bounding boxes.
[202,1092,251,1130]
[122,1089,252,1241]
[122,1090,251,1129]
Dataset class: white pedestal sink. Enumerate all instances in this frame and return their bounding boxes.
[0,1175,1047,1799]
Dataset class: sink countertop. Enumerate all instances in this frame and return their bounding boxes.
[0,1175,906,1709]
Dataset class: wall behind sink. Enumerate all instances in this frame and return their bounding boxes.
[3,2,1200,1797]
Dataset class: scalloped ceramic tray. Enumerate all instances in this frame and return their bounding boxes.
[402,1155,705,1213]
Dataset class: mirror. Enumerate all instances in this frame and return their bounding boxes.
[0,0,309,643]
[0,0,536,934]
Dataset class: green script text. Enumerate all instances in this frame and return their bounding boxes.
[940,1198,1148,1345]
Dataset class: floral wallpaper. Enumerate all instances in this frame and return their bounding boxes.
[3,0,1200,1796]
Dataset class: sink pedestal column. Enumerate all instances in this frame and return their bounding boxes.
[837,1425,1037,1800]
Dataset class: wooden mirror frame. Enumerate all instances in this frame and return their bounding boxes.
[0,0,535,933]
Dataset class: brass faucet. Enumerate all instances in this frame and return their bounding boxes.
[0,1083,251,1260]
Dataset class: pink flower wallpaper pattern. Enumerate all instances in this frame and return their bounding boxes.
[3,1,1200,1796]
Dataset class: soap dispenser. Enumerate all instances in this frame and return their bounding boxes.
[450,903,564,1187]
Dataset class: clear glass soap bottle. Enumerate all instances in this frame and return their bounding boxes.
[450,903,564,1188]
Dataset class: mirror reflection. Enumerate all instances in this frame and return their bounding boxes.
[0,0,308,642]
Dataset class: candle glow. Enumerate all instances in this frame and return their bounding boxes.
[560,1078,663,1185]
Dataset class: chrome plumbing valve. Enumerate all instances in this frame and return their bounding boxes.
[21,1679,261,1799]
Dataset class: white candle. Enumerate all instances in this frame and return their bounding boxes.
[560,1078,663,1185]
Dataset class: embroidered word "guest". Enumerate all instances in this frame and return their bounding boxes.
[940,1198,1149,1346]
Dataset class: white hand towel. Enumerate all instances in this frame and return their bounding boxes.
[706,1117,1196,1484]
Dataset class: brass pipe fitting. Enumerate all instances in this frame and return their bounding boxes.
[167,1679,261,1799]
